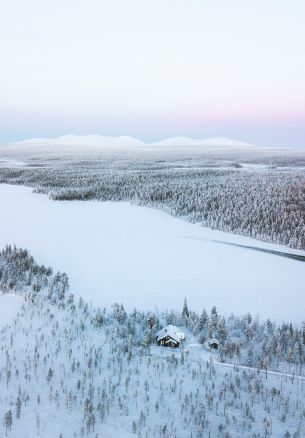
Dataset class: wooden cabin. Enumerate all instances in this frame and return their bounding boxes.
[155,324,185,348]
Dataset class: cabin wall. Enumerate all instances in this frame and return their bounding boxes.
[157,335,179,348]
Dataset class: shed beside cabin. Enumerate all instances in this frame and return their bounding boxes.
[204,338,220,350]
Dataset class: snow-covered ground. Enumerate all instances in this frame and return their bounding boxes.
[0,294,23,327]
[0,184,303,323]
[1,290,303,438]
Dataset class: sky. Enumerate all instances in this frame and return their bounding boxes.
[0,0,305,147]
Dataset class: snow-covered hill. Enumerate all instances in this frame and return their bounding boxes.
[15,134,146,148]
[151,136,255,148]
[8,135,256,150]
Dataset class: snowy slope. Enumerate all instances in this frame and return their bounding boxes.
[0,294,23,327]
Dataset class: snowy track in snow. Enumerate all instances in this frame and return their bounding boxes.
[181,236,305,262]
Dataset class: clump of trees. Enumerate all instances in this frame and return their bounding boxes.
[0,245,68,304]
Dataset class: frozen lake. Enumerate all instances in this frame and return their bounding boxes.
[0,184,304,322]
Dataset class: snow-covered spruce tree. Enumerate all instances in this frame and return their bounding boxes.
[2,410,13,436]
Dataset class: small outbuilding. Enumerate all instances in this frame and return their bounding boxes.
[155,324,185,348]
[204,338,220,350]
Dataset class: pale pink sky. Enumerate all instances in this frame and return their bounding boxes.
[0,0,305,147]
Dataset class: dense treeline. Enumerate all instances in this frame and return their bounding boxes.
[0,245,68,302]
[1,149,305,249]
[50,169,305,249]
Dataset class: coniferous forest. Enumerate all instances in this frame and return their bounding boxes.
[1,144,305,250]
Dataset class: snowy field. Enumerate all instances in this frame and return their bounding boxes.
[0,183,304,323]
[0,294,23,327]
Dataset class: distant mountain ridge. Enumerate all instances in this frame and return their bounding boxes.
[15,135,146,147]
[13,134,255,149]
[151,136,255,147]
